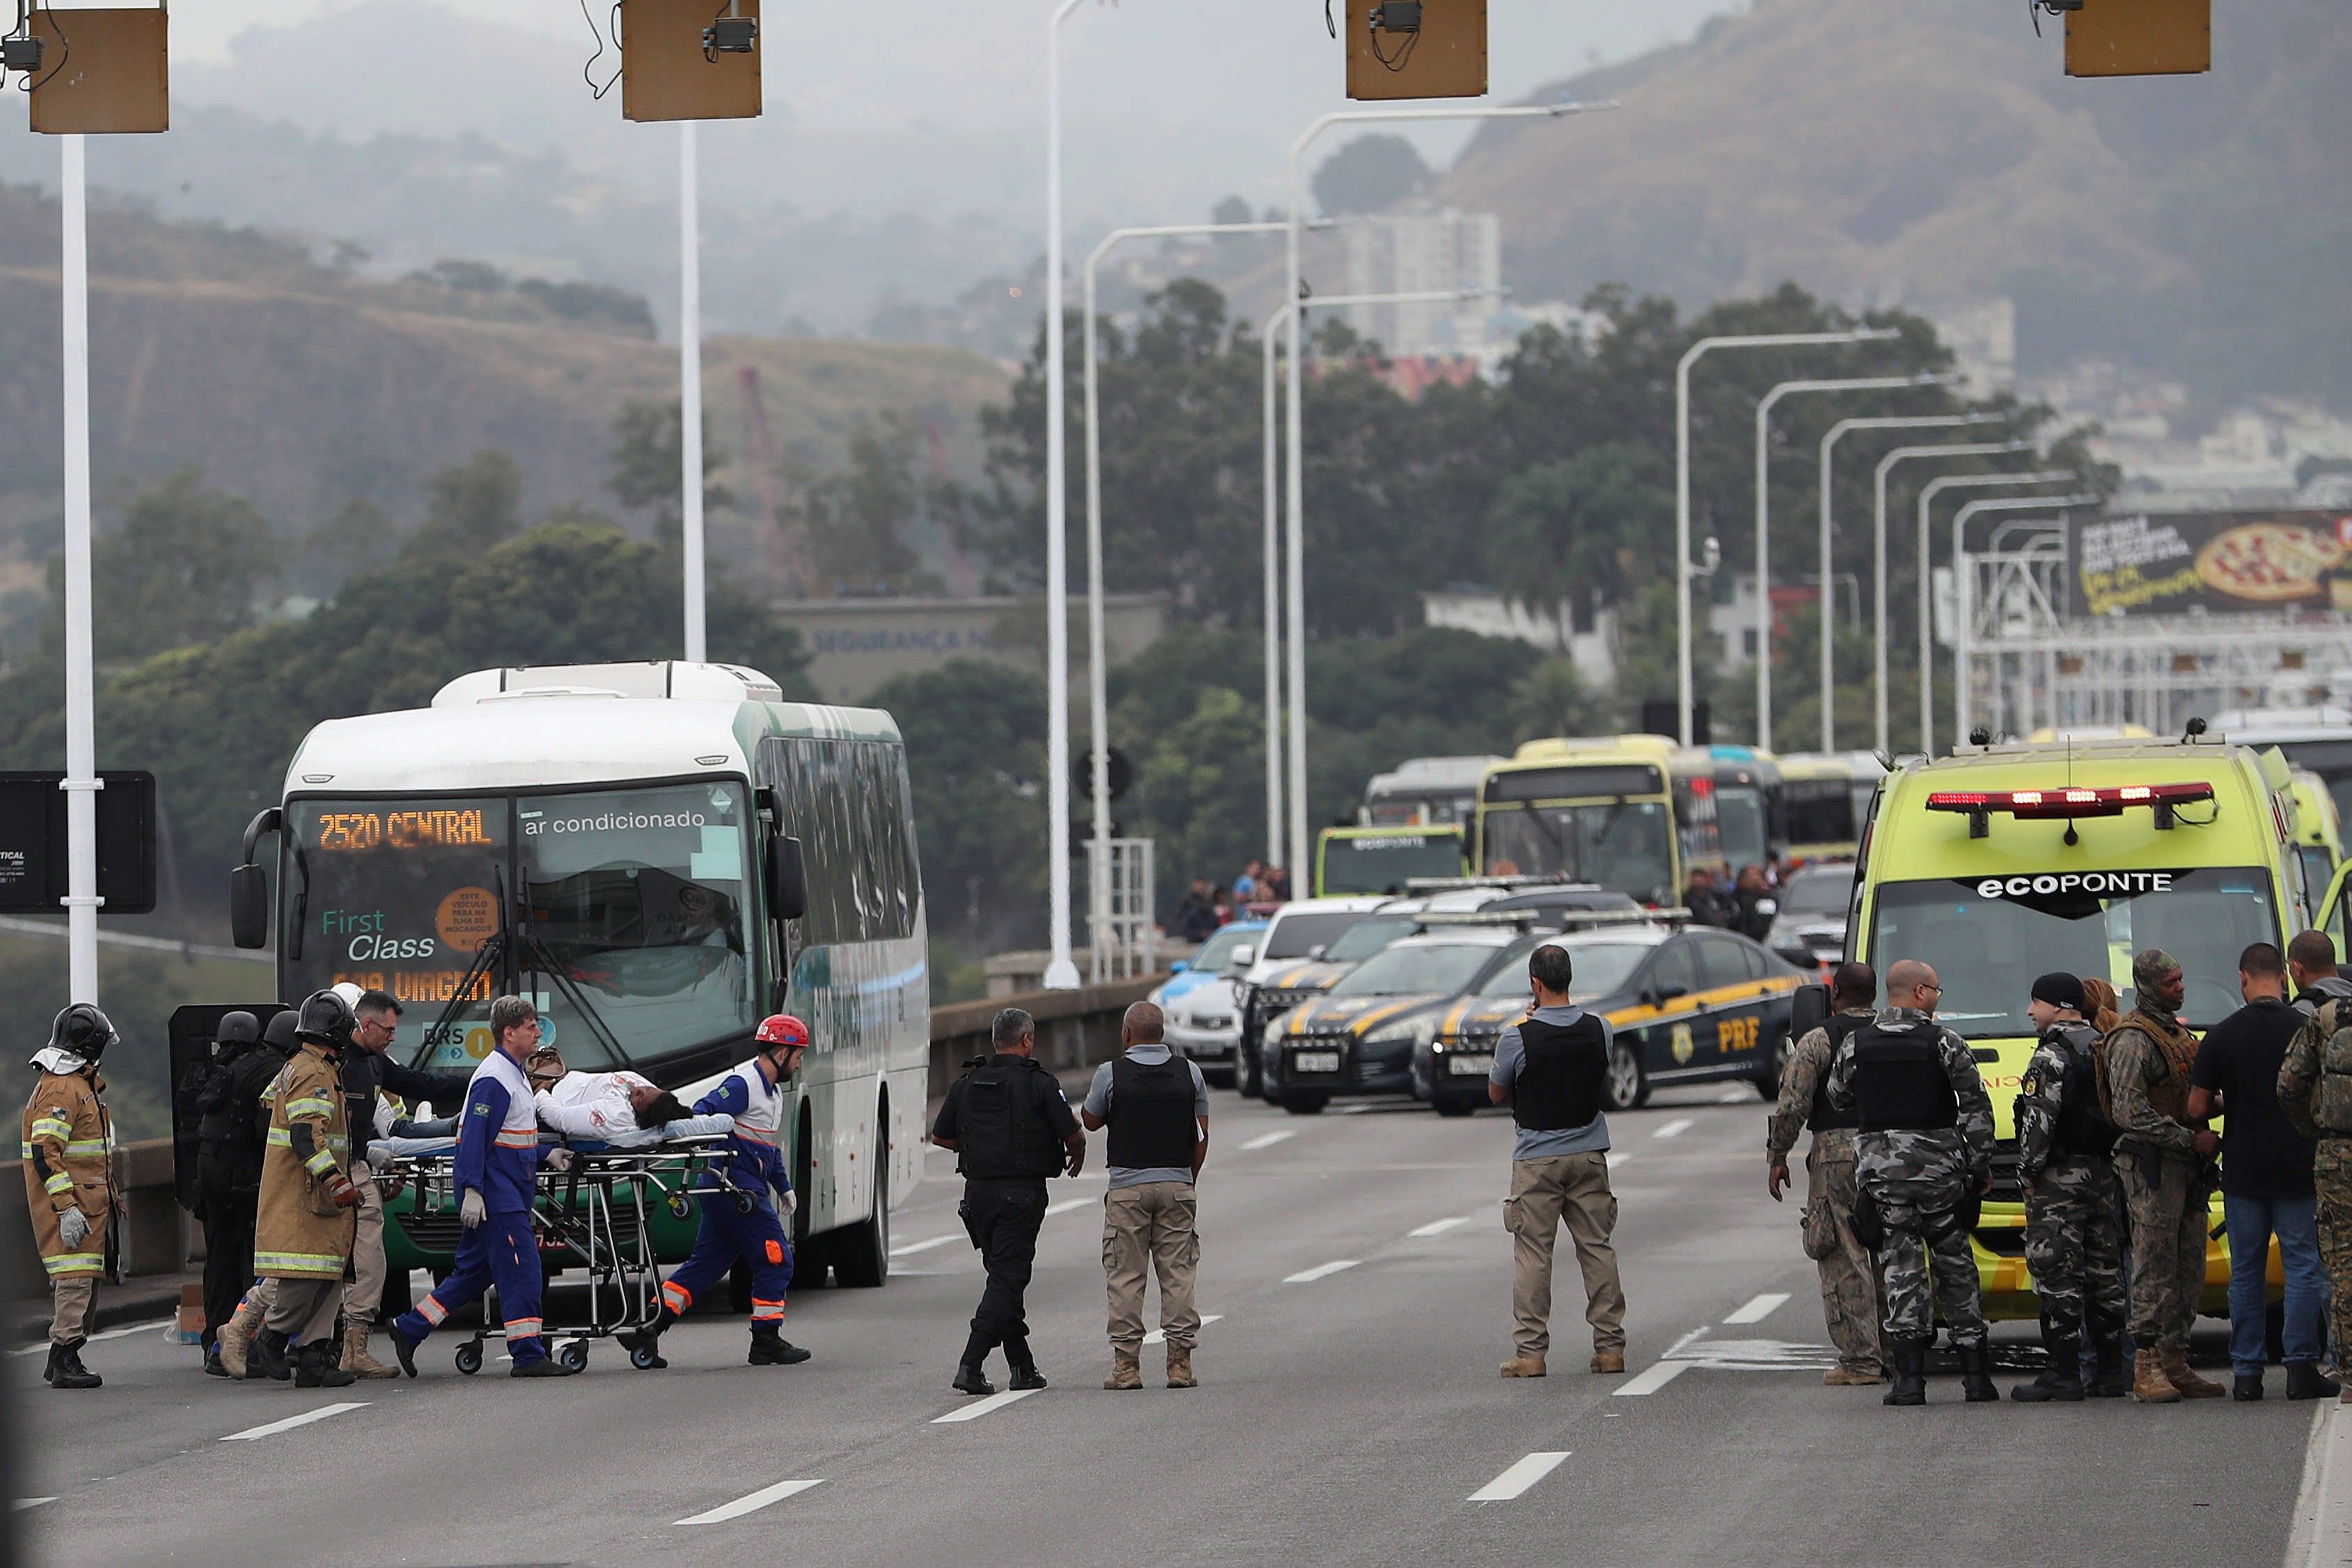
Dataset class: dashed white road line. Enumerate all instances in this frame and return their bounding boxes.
[10,1317,175,1356]
[891,1234,962,1257]
[221,1402,369,1441]
[1468,1451,1571,1503]
[1613,1361,1691,1397]
[1605,1151,1635,1170]
[2289,1402,2343,1568]
[1043,1198,1094,1218]
[1284,1259,1361,1285]
[1240,1129,1296,1151]
[11,1498,56,1512]
[1409,1216,1473,1238]
[932,1388,1043,1423]
[675,1477,824,1526]
[1143,1315,1223,1346]
[1653,1118,1695,1139]
[1715,1087,1750,1104]
[1723,1292,1790,1326]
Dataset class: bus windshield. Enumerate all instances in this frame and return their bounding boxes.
[1716,785,1770,871]
[1865,865,2278,1038]
[283,781,759,1074]
[1482,801,1674,906]
[1321,832,1463,895]
[1782,778,1856,849]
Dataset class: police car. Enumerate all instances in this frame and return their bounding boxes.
[1416,925,1806,1116]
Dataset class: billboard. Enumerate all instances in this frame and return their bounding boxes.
[2072,509,2352,618]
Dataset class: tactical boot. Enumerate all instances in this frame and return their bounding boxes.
[2234,1372,2264,1401]
[217,1302,261,1380]
[2159,1346,2225,1399]
[1498,1356,1547,1379]
[1823,1365,1884,1387]
[1590,1350,1626,1375]
[748,1324,812,1366]
[2130,1348,2181,1403]
[388,1322,423,1379]
[203,1350,230,1379]
[2011,1320,2084,1402]
[2289,1363,2343,1401]
[1165,1344,1195,1389]
[1104,1349,1143,1390]
[340,1321,399,1381]
[1958,1342,1999,1403]
[49,1340,101,1391]
[1005,1345,1047,1391]
[251,1328,293,1384]
[40,1343,60,1386]
[1883,1338,1927,1406]
[295,1340,356,1390]
[952,1363,996,1397]
[2085,1320,2129,1398]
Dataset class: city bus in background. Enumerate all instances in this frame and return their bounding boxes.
[1774,751,1888,864]
[226,660,926,1292]
[1312,824,1468,896]
[2211,707,2352,829]
[1359,755,1504,827]
[1708,745,1781,875]
[1471,735,1725,908]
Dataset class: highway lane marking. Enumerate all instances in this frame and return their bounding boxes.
[1409,1216,1473,1237]
[221,1402,369,1441]
[2289,1400,2342,1568]
[1605,1152,1634,1170]
[891,1234,962,1256]
[1044,1198,1094,1218]
[1284,1260,1361,1284]
[932,1388,1042,1423]
[1653,1118,1695,1139]
[9,1317,175,1356]
[1723,1292,1790,1325]
[1468,1452,1570,1503]
[674,1477,824,1526]
[1240,1129,1296,1151]
[11,1498,55,1512]
[1613,1361,1691,1396]
[1143,1315,1223,1345]
[1715,1087,1749,1104]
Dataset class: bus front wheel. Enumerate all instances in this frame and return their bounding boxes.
[831,1126,891,1289]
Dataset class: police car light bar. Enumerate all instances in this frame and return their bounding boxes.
[1924,782,2213,838]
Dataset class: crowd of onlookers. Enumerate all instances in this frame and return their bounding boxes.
[1170,859,1292,942]
[1683,861,1782,943]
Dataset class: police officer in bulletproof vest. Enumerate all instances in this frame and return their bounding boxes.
[191,1010,269,1376]
[2276,973,2352,1404]
[1489,943,1626,1379]
[1766,961,1887,1386]
[2009,972,2128,1402]
[1826,958,1996,1406]
[932,1008,1085,1396]
[1081,1001,1209,1390]
[2287,930,2352,1019]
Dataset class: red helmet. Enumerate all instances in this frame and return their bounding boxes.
[755,1014,810,1051]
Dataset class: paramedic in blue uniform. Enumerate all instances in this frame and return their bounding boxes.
[620,1014,813,1368]
[389,995,579,1378]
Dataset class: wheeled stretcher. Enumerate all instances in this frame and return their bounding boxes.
[371,1133,765,1373]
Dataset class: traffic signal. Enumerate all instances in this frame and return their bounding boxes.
[620,0,762,122]
[1344,0,1486,101]
[25,6,168,134]
[2063,0,2209,77]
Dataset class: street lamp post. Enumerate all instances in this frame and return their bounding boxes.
[1749,374,1948,751]
[1950,494,2099,749]
[1812,408,1995,750]
[1675,329,1896,746]
[1285,100,1609,875]
[679,122,706,664]
[59,133,98,1003]
[1869,441,2036,751]
[1917,473,2077,754]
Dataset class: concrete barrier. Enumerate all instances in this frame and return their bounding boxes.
[6,976,1169,1308]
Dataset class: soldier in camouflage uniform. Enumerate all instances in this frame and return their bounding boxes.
[2276,989,2352,1405]
[2009,971,2128,1401]
[1826,959,1997,1406]
[1766,960,1885,1386]
[2106,948,2227,1402]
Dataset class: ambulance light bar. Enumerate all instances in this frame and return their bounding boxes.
[1924,782,2213,838]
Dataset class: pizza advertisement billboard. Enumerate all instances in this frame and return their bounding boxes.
[2071,509,2352,618]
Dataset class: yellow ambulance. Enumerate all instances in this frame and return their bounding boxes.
[1847,728,2328,1319]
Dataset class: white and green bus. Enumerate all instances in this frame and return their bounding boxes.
[227,659,927,1288]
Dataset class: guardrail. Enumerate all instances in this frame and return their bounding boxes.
[5,975,1169,1303]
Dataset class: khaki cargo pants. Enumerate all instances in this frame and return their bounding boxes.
[241,1159,383,1324]
[1505,1152,1625,1361]
[1102,1181,1201,1351]
[49,1273,99,1346]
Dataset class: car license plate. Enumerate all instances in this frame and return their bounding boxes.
[1445,1054,1493,1076]
[1292,1050,1340,1074]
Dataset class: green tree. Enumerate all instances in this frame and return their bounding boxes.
[411,449,523,554]
[48,469,276,663]
[796,413,943,594]
[608,398,735,550]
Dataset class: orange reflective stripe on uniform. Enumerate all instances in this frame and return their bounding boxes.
[494,1131,538,1149]
[418,1294,450,1326]
[751,1297,787,1320]
[732,1124,779,1145]
[661,1279,693,1312]
[504,1317,544,1340]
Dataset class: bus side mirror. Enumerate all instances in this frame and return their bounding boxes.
[228,865,269,950]
[1790,982,1830,1040]
[766,836,808,923]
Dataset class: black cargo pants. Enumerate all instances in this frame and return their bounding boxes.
[960,1176,1049,1370]
[197,1163,257,1347]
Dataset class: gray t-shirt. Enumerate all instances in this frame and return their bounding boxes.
[1490,1004,1613,1161]
[1083,1044,1209,1189]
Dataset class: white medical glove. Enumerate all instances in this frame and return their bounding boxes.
[460,1189,486,1229]
[778,1187,797,1217]
[58,1206,88,1250]
[542,1147,575,1174]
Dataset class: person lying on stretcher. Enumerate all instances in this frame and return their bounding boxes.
[363,1048,731,1163]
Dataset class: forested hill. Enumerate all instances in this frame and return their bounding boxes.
[1438,0,2352,404]
[0,182,1010,532]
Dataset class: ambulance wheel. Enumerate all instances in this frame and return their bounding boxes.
[631,1343,661,1371]
[666,1191,691,1221]
[732,1191,758,1216]
[454,1340,483,1376]
[558,1340,589,1374]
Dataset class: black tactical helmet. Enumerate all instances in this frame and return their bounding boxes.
[260,1010,300,1053]
[216,1010,260,1048]
[48,1003,117,1064]
[294,988,356,1049]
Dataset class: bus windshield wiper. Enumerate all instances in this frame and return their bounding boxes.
[1523,805,1574,876]
[512,920,634,1070]
[408,861,506,1071]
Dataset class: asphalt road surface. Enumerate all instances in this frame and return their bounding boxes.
[10,1085,2332,1567]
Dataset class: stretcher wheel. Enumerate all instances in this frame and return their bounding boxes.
[558,1340,589,1374]
[630,1343,661,1371]
[732,1191,758,1216]
[666,1191,691,1221]
[454,1340,484,1376]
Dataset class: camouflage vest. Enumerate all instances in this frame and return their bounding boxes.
[2112,1008,2200,1124]
[2316,1009,2352,1134]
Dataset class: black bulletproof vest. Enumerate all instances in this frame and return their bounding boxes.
[955,1054,1064,1180]
[1511,1014,1610,1133]
[2048,1021,2119,1159]
[1850,1021,1958,1133]
[1808,1011,1872,1132]
[1106,1053,1198,1171]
